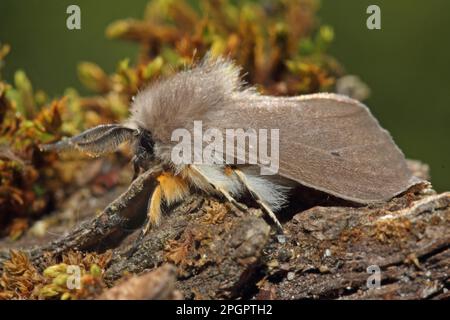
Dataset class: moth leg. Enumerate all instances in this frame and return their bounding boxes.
[217,187,248,211]
[232,169,284,233]
[188,165,248,211]
[142,171,190,236]
[143,185,163,234]
[126,182,163,257]
[128,171,189,257]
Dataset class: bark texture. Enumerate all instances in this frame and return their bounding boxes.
[0,161,448,300]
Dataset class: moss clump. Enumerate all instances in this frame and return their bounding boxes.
[0,44,66,237]
[104,0,342,95]
[373,218,413,244]
[0,250,112,300]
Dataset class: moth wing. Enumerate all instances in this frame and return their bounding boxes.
[203,93,419,204]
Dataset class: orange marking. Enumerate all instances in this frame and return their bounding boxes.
[148,185,162,226]
[157,172,190,206]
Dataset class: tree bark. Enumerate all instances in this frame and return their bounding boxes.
[0,162,448,300]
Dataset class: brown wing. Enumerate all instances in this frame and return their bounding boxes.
[201,93,419,204]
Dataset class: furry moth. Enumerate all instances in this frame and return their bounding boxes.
[41,55,420,233]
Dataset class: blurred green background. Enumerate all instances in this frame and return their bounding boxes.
[0,0,449,191]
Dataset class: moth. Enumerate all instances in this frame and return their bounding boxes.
[41,56,419,235]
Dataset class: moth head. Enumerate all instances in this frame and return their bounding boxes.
[132,127,155,158]
[41,55,246,159]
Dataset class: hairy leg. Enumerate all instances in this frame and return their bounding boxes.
[232,169,284,233]
[188,165,248,211]
[142,171,190,236]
